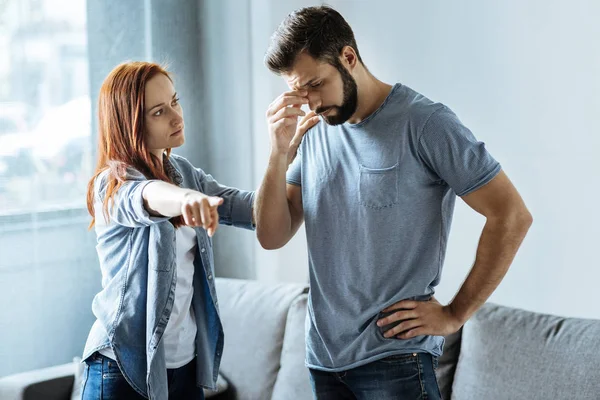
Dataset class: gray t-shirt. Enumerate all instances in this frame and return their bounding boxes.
[286,83,501,372]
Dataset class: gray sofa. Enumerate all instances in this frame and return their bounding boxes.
[1,277,599,399]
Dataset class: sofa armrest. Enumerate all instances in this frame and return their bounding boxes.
[0,363,74,400]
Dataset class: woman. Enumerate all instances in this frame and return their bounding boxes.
[80,61,317,399]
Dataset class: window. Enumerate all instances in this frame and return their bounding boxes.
[0,0,91,215]
[0,0,214,378]
[0,0,96,379]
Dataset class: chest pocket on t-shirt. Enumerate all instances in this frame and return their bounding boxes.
[358,163,399,209]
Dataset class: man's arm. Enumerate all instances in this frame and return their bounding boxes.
[254,90,318,249]
[444,170,532,323]
[377,170,532,338]
[255,153,305,249]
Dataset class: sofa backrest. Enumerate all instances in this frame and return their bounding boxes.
[215,278,308,400]
[452,303,600,400]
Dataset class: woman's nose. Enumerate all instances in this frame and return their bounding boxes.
[171,112,183,127]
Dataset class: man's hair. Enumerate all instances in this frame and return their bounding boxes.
[264,5,363,74]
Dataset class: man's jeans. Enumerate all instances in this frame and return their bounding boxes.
[81,352,205,400]
[309,352,442,400]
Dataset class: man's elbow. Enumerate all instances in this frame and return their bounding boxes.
[259,239,285,251]
[256,230,287,250]
[509,207,533,234]
[522,210,533,229]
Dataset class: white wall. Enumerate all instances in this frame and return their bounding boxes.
[198,0,315,283]
[210,1,599,319]
[322,0,600,319]
[198,0,257,279]
[249,0,317,284]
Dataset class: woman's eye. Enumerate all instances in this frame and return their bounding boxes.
[172,97,180,106]
[154,109,163,116]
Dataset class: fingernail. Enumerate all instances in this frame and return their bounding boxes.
[377,321,383,327]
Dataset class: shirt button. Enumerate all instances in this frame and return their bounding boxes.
[201,248,206,253]
[207,274,212,280]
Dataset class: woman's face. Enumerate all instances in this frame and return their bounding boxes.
[144,73,185,158]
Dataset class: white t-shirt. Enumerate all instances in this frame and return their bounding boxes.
[100,225,198,369]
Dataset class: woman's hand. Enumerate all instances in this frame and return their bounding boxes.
[180,191,223,236]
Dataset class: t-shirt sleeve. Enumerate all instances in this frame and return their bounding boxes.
[286,145,302,186]
[417,106,501,196]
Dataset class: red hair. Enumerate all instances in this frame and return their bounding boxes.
[86,61,183,228]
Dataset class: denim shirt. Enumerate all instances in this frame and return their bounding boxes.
[82,154,255,399]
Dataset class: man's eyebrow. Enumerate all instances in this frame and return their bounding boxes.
[296,78,318,89]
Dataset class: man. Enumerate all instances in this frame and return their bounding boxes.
[254,6,532,399]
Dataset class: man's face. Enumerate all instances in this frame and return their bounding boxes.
[284,53,357,125]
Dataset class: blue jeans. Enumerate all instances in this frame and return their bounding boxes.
[81,352,205,400]
[309,353,441,400]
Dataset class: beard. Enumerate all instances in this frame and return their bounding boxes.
[315,62,358,126]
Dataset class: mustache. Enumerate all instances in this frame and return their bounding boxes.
[315,106,335,115]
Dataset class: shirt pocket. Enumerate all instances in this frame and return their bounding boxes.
[358,163,399,209]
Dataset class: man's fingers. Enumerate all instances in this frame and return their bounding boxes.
[397,327,426,340]
[272,117,299,132]
[299,110,317,124]
[298,115,320,133]
[267,92,308,116]
[377,310,418,327]
[268,96,307,115]
[272,119,288,132]
[289,115,320,151]
[384,318,422,338]
[274,90,307,102]
[269,106,306,124]
[286,118,299,127]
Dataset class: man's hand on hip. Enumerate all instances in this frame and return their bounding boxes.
[377,297,464,339]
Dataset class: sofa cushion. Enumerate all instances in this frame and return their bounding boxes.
[452,303,600,400]
[271,293,312,400]
[215,278,308,400]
